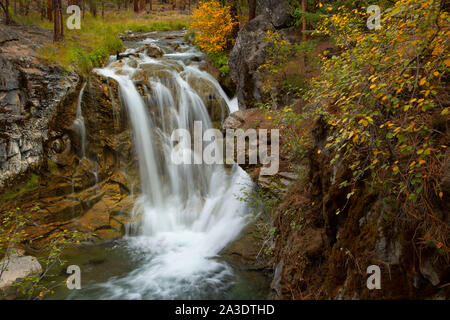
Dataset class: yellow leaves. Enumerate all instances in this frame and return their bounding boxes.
[392,166,399,173]
[357,116,373,128]
[191,0,236,54]
[317,149,321,154]
[419,77,427,86]
[439,192,443,199]
[433,71,439,77]
[370,84,376,90]
[445,59,450,67]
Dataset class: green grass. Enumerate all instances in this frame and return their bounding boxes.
[207,51,230,77]
[13,11,190,74]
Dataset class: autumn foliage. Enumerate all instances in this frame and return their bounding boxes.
[190,0,236,54]
[282,0,449,252]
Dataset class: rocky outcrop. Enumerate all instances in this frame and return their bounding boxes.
[268,118,449,300]
[229,16,275,110]
[0,25,79,189]
[0,24,138,248]
[229,0,297,110]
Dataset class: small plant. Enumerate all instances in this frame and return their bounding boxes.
[0,207,89,299]
[208,51,229,77]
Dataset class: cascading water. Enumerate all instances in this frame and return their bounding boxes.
[73,82,87,158]
[70,32,256,299]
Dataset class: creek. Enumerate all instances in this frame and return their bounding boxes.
[46,31,269,300]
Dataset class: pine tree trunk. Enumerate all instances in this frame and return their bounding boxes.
[53,0,59,41]
[134,0,138,13]
[90,0,97,17]
[47,0,52,20]
[59,0,64,40]
[228,0,239,39]
[1,0,11,25]
[302,0,306,41]
[248,0,256,21]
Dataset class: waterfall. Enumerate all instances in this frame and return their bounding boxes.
[73,82,87,158]
[88,35,253,299]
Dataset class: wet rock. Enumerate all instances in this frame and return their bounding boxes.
[143,44,164,58]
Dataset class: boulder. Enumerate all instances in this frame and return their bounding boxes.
[229,15,275,110]
[229,0,300,110]
[256,0,294,29]
[0,254,42,290]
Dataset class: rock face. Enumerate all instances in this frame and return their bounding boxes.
[229,16,274,110]
[0,253,42,290]
[0,25,137,248]
[0,25,79,189]
[229,0,295,110]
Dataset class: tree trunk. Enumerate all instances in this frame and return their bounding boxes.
[47,0,52,20]
[301,0,306,41]
[140,0,145,11]
[149,0,152,11]
[53,0,59,41]
[59,0,63,40]
[1,0,10,25]
[52,0,64,41]
[248,0,256,21]
[134,0,138,12]
[227,0,239,39]
[90,0,97,17]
